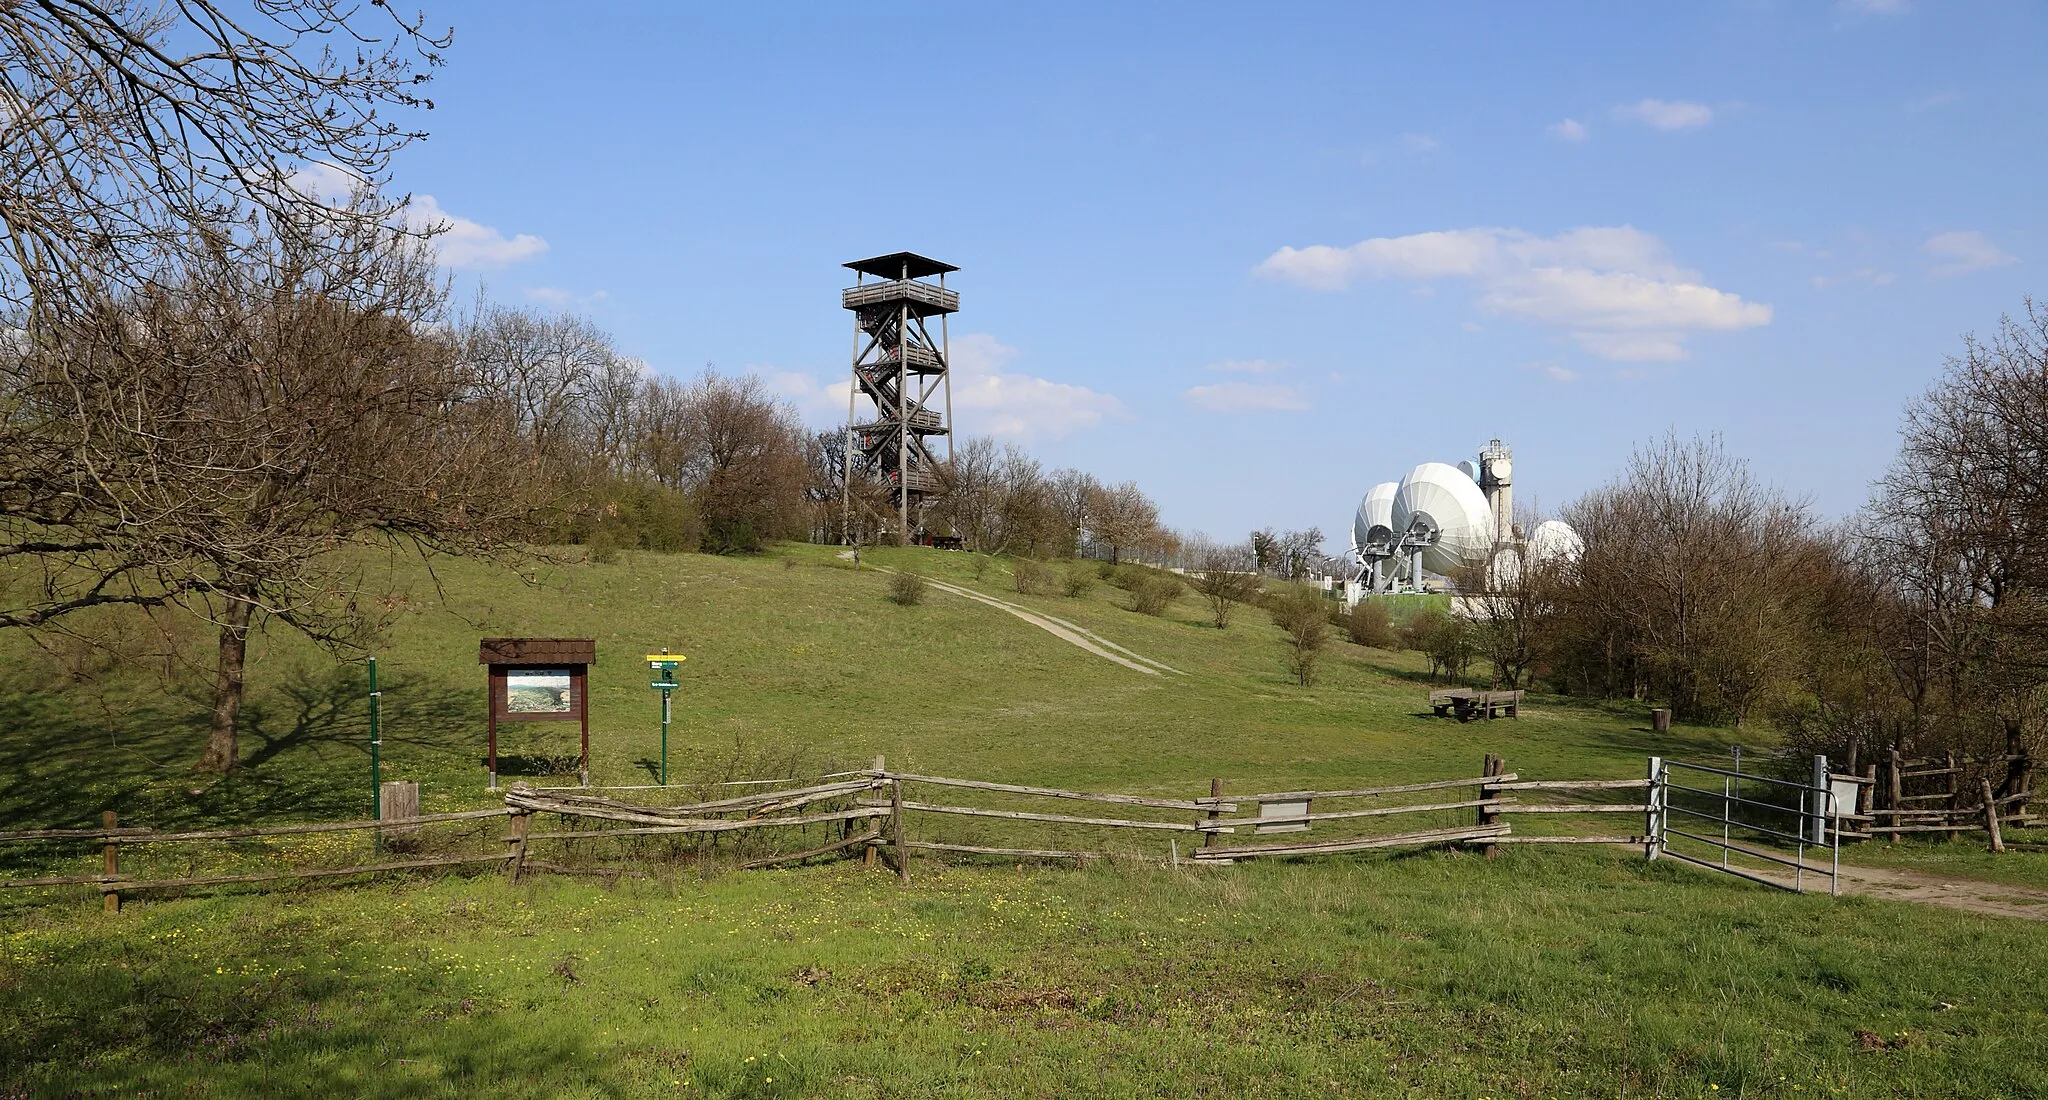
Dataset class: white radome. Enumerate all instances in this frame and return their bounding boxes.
[1392,462,1496,575]
[1352,481,1400,551]
[1527,519,1584,565]
[1487,457,1512,485]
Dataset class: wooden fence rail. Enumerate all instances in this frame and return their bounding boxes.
[0,754,1721,905]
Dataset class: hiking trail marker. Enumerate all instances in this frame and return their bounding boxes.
[648,651,686,786]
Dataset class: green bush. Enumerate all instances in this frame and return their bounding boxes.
[887,572,927,606]
[1061,566,1096,598]
[1402,607,1473,680]
[1345,600,1395,648]
[1268,585,1331,686]
[1014,560,1055,595]
[1128,575,1178,616]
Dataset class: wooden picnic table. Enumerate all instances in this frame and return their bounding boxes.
[1429,689,1523,722]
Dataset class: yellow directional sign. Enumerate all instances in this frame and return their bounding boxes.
[646,653,686,669]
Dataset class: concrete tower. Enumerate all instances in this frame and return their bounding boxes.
[1478,438,1513,543]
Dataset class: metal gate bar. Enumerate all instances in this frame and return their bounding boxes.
[1650,757,1839,895]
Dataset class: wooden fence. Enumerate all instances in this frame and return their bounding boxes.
[0,754,1664,905]
[1826,743,2037,847]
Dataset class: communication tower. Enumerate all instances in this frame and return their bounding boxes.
[840,252,957,544]
[1478,438,1513,543]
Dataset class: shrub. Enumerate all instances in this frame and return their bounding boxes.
[969,555,991,580]
[1193,548,1260,628]
[1062,566,1096,598]
[1269,585,1331,686]
[1404,607,1473,680]
[585,527,620,565]
[1345,600,1395,648]
[887,571,926,606]
[1014,560,1055,595]
[1128,575,1178,616]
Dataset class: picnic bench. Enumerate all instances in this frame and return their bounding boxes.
[1429,689,1523,722]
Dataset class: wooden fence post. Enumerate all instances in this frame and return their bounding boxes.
[101,811,119,914]
[1981,778,2006,854]
[1944,750,1960,841]
[891,777,909,884]
[507,810,531,883]
[865,755,883,870]
[1477,754,1503,860]
[1203,779,1223,850]
[1886,747,1903,844]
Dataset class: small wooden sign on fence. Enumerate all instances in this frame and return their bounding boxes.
[1255,800,1309,834]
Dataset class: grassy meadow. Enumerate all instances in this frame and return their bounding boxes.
[3,545,2047,1097]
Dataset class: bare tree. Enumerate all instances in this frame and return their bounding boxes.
[1191,542,1261,629]
[462,306,618,461]
[1,222,535,770]
[1859,302,2048,757]
[1088,480,1161,565]
[0,0,448,325]
[1048,468,1100,558]
[672,372,809,553]
[1557,432,1814,723]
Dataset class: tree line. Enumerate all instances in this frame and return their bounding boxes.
[1453,307,2048,767]
[0,0,1193,772]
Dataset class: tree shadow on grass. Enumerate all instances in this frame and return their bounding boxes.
[0,662,479,838]
[0,888,618,1096]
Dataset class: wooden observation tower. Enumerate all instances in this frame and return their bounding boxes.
[841,252,957,544]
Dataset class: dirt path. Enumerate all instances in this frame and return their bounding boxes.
[916,576,1185,677]
[1701,856,2048,920]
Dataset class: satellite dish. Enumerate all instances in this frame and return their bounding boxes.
[1527,519,1584,565]
[1393,462,1496,576]
[1352,482,1399,552]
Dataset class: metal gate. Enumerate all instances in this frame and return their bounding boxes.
[1647,755,1840,895]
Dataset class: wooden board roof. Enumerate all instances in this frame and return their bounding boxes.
[479,638,596,665]
[844,252,957,280]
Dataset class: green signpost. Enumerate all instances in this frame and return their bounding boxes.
[646,650,685,786]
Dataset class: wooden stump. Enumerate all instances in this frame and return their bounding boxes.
[379,782,421,835]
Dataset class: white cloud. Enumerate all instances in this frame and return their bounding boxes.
[765,370,852,425]
[1402,133,1439,152]
[1541,364,1579,383]
[1206,359,1285,374]
[1839,0,1909,14]
[1613,99,1714,131]
[525,287,609,308]
[767,333,1126,442]
[1255,225,1769,361]
[287,163,547,270]
[947,333,1128,440]
[1183,382,1309,413]
[1549,118,1589,142]
[1909,90,1960,112]
[409,193,548,269]
[1924,231,2018,278]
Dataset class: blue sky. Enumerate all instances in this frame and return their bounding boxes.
[388,1,2045,542]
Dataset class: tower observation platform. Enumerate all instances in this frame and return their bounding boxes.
[841,252,957,544]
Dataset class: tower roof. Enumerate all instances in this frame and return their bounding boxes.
[844,252,957,280]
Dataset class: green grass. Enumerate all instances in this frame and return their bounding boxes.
[0,544,1730,832]
[4,545,2047,1097]
[6,852,2046,1098]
